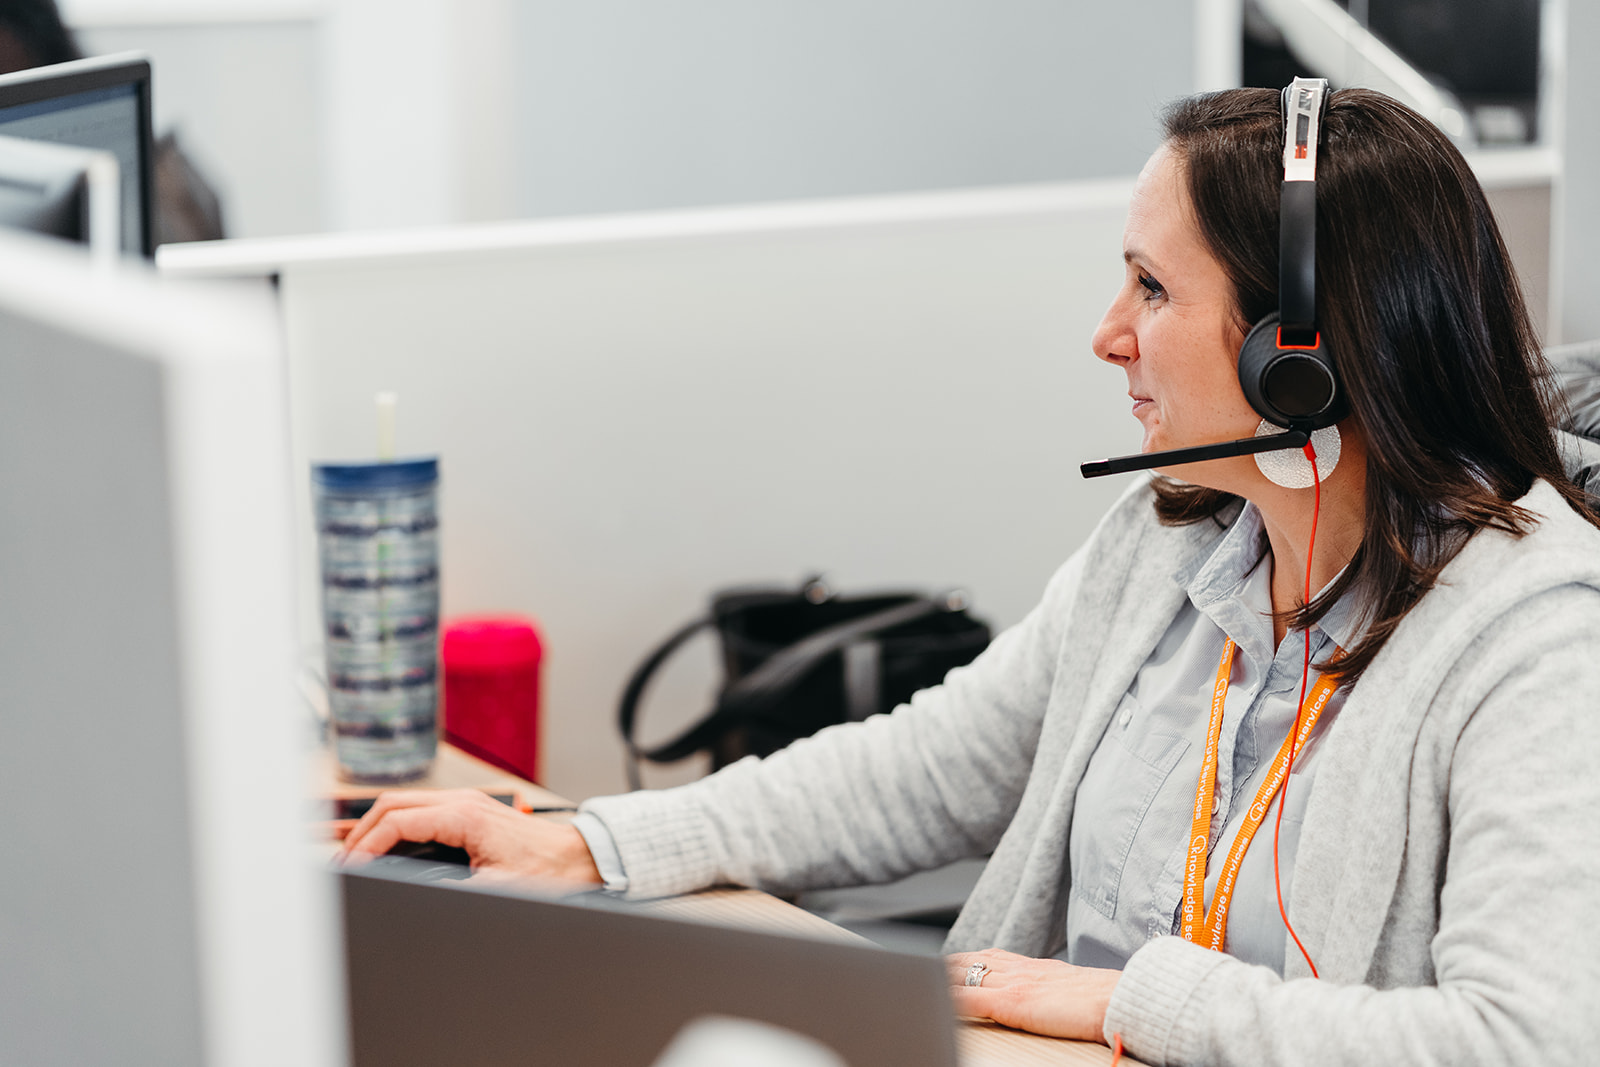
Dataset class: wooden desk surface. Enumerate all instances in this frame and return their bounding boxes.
[316,743,1140,1066]
[313,742,570,810]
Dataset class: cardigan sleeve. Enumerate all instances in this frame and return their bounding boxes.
[1104,583,1600,1067]
[577,548,1087,900]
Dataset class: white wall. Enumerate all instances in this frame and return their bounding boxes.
[319,0,516,230]
[324,0,1199,227]
[63,0,1200,237]
[508,0,1194,218]
[1553,0,1600,345]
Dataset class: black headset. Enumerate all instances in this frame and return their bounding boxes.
[1080,79,1347,478]
[1236,77,1347,432]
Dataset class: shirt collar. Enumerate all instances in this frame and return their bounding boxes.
[1172,500,1364,655]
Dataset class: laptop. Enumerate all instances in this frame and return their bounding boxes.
[340,863,961,1067]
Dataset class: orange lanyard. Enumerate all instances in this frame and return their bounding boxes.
[1179,637,1340,951]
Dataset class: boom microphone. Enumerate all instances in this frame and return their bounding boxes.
[1080,429,1309,478]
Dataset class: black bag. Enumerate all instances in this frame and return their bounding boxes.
[619,577,991,789]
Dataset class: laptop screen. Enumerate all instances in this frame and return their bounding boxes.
[340,867,960,1067]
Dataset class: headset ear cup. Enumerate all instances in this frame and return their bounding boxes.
[1238,313,1287,425]
[1237,311,1345,430]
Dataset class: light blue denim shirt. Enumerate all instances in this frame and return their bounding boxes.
[1062,501,1358,974]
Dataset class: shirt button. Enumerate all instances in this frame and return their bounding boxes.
[1119,710,1132,727]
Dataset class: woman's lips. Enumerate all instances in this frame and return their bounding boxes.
[1130,395,1153,415]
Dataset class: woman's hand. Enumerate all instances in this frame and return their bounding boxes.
[945,948,1121,1042]
[339,789,604,887]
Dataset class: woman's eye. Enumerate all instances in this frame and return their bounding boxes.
[1138,273,1165,301]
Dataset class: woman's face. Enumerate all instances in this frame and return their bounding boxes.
[1092,144,1263,488]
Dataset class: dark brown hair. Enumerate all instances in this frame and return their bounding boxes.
[1157,87,1596,682]
[0,1,81,73]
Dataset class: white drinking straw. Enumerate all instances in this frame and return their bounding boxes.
[375,391,397,461]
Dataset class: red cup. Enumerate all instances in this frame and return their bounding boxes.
[441,615,544,783]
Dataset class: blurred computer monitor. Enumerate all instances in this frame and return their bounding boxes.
[0,52,153,257]
[0,133,119,264]
[0,231,341,1066]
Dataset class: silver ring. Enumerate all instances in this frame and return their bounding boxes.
[964,963,989,988]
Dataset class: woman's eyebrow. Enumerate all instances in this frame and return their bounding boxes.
[1123,248,1161,272]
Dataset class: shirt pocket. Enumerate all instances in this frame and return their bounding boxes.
[1071,694,1190,921]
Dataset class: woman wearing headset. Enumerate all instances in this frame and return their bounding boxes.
[346,86,1600,1065]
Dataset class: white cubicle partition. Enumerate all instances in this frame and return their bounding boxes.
[157,181,1156,800]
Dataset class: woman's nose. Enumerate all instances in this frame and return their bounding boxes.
[1092,292,1135,366]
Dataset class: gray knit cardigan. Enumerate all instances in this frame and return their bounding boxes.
[583,477,1600,1066]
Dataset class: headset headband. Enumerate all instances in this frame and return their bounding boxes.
[1281,78,1327,179]
[1278,77,1329,347]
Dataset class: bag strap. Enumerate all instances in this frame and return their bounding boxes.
[618,614,714,789]
[618,595,947,789]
